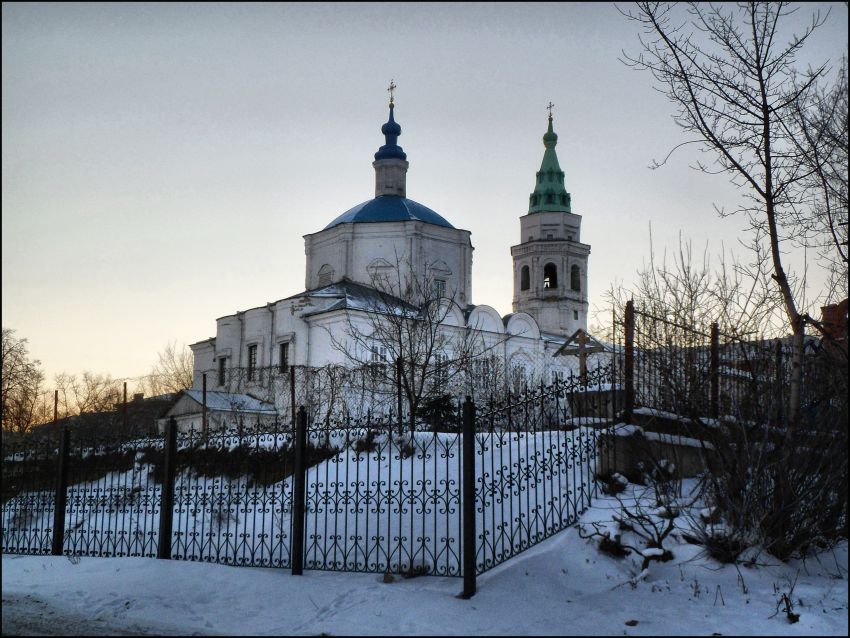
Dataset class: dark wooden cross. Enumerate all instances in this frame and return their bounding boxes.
[388,80,397,105]
[547,101,555,118]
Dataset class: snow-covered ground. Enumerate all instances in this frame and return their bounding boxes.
[3,484,847,636]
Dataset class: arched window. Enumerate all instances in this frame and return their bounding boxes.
[318,264,334,287]
[543,263,557,289]
[520,265,530,291]
[571,265,581,291]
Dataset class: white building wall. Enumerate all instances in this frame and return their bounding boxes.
[189,340,215,388]
[304,221,474,305]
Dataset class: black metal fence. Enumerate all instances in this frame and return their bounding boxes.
[616,300,800,425]
[614,300,848,446]
[2,367,617,596]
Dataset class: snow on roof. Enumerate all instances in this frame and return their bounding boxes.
[292,279,420,319]
[183,390,277,414]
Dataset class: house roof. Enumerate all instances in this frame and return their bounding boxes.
[180,390,277,414]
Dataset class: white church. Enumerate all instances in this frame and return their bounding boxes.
[165,93,603,431]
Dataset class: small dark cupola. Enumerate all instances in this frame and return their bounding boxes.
[372,80,409,197]
[374,80,407,161]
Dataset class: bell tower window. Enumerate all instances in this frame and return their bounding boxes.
[543,263,558,289]
[571,265,581,291]
[520,265,530,291]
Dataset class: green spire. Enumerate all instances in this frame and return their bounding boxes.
[529,109,571,214]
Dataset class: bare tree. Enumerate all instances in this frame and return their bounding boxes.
[605,230,786,339]
[791,59,848,305]
[327,256,505,433]
[620,1,844,431]
[53,371,124,416]
[1,328,45,433]
[141,341,194,398]
[603,231,847,563]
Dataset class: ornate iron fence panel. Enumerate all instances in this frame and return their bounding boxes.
[301,417,463,576]
[169,424,296,568]
[1,435,58,555]
[472,367,615,574]
[2,370,616,581]
[62,433,165,558]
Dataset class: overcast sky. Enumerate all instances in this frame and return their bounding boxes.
[3,2,847,383]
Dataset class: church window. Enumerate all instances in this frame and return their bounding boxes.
[543,263,557,289]
[520,265,530,291]
[511,364,527,393]
[573,310,579,320]
[560,195,566,205]
[218,357,227,387]
[528,236,534,242]
[567,235,573,242]
[571,265,581,291]
[370,343,388,380]
[546,194,553,204]
[473,357,491,379]
[434,353,449,389]
[433,279,446,299]
[547,233,553,240]
[247,345,258,381]
[279,342,289,373]
[318,264,334,287]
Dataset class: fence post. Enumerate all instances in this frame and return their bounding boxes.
[396,356,404,436]
[461,396,477,599]
[774,340,784,424]
[624,300,635,423]
[710,322,719,420]
[291,406,308,575]
[202,373,208,435]
[157,417,178,559]
[290,365,297,428]
[51,426,70,556]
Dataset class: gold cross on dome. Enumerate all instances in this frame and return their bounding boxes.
[388,80,397,105]
[547,101,555,118]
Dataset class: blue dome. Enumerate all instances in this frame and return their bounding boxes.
[324,196,455,230]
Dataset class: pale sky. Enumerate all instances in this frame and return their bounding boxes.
[3,2,847,384]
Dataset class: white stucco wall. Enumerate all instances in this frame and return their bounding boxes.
[304,221,474,305]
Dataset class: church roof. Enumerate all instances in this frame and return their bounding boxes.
[529,113,572,214]
[323,195,455,230]
[292,279,419,318]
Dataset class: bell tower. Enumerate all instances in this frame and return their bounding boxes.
[511,106,590,335]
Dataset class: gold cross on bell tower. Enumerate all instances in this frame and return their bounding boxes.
[388,80,397,105]
[547,101,555,119]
